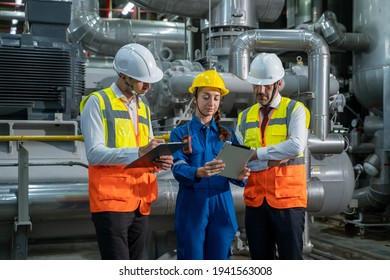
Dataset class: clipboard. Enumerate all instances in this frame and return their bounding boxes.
[125,142,187,168]
[215,141,255,179]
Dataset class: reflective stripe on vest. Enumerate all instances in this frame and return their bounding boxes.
[238,98,299,149]
[99,89,150,148]
[237,97,308,208]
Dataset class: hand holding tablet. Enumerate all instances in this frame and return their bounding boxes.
[215,141,255,179]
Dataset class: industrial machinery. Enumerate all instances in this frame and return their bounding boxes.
[0,0,389,259]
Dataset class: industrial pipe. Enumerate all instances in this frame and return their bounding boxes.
[229,29,331,141]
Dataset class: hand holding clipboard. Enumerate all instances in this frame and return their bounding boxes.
[126,142,186,169]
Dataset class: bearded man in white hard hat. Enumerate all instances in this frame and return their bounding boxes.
[80,43,173,260]
[236,53,310,260]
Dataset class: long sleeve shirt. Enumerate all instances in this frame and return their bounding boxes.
[80,83,153,165]
[235,94,308,172]
[170,115,245,189]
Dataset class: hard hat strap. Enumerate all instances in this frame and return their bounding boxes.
[266,81,279,106]
[194,91,209,117]
[125,77,141,109]
[125,79,138,97]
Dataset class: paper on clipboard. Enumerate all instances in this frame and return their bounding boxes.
[215,141,255,179]
[125,142,187,168]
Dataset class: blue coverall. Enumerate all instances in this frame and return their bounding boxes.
[170,115,245,260]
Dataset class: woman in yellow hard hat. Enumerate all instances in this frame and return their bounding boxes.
[169,69,250,260]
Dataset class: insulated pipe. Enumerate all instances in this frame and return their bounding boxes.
[131,0,223,18]
[311,0,323,23]
[69,0,186,57]
[0,135,84,142]
[283,69,340,98]
[0,134,166,143]
[308,133,345,154]
[0,179,245,221]
[169,71,253,98]
[0,182,246,221]
[306,177,324,212]
[0,0,188,57]
[353,185,390,211]
[229,29,330,140]
[0,10,25,21]
[316,11,370,52]
[0,183,90,221]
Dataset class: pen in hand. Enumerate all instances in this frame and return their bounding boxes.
[139,137,164,157]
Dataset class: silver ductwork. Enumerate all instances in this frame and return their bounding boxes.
[200,0,285,31]
[353,184,390,211]
[299,10,370,52]
[132,0,284,24]
[283,62,340,98]
[131,0,224,18]
[0,0,189,59]
[68,0,187,57]
[0,10,25,21]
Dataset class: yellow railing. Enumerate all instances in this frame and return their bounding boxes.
[0,134,170,142]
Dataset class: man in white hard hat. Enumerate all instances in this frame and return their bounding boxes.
[80,43,173,260]
[236,52,310,260]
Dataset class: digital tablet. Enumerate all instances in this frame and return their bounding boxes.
[215,141,255,179]
[126,142,187,168]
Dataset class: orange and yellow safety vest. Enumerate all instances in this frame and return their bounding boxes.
[80,88,157,214]
[237,97,309,209]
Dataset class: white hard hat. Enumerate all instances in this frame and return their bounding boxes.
[247,53,285,85]
[113,43,163,83]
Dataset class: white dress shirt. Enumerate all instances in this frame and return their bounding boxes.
[235,94,308,172]
[80,83,153,165]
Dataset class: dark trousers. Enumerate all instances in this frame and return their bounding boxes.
[245,200,305,260]
[91,209,148,260]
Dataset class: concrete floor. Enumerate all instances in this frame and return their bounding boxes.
[28,238,101,260]
[308,216,390,259]
[25,216,390,260]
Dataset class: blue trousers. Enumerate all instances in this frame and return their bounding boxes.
[175,188,238,260]
[245,200,305,260]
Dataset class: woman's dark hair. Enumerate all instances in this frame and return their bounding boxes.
[214,108,231,141]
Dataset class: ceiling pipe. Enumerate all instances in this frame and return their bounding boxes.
[315,11,370,52]
[130,0,223,18]
[0,10,25,21]
[68,0,186,57]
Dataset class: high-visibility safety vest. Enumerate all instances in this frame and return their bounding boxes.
[237,97,310,209]
[80,88,157,215]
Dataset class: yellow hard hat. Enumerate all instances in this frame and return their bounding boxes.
[188,69,230,96]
